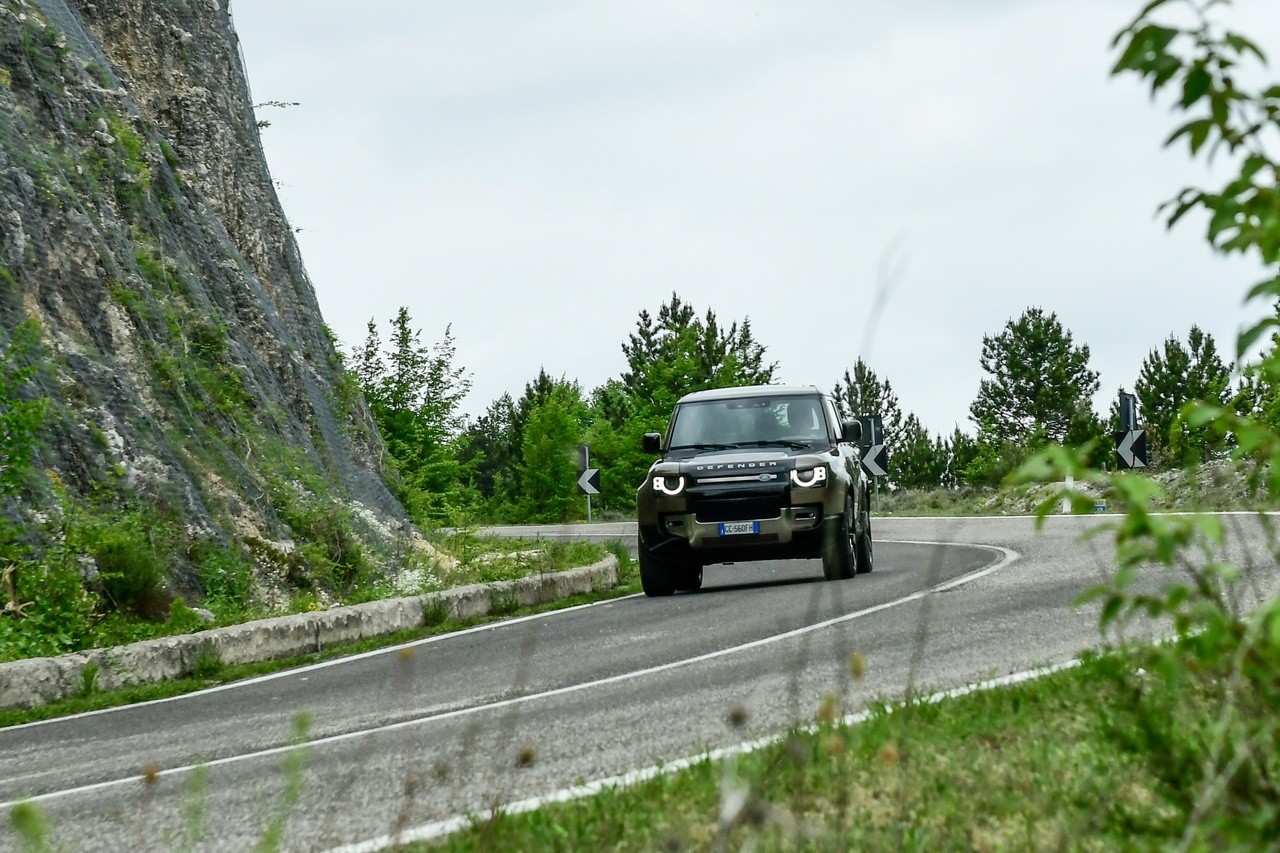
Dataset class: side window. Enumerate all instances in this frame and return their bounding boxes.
[822,398,841,441]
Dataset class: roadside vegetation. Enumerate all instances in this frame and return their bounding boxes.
[427,652,1207,851]
[877,457,1280,517]
[0,533,609,665]
[0,542,638,730]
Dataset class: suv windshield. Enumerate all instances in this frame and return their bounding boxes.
[669,395,831,449]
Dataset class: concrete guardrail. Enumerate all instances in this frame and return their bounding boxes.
[0,556,618,711]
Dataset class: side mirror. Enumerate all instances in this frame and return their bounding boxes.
[642,432,663,454]
[841,419,862,444]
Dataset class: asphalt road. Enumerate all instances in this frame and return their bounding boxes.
[1,514,1275,850]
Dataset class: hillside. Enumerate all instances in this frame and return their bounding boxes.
[0,0,413,615]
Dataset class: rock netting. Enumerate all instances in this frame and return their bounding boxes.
[0,0,410,598]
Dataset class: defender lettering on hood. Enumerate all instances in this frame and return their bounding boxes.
[694,461,781,471]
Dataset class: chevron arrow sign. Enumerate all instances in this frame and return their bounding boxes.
[1115,429,1147,470]
[577,468,601,495]
[861,444,888,478]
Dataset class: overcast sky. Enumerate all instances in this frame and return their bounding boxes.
[231,1,1280,436]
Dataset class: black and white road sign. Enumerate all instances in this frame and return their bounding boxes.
[577,468,601,495]
[1118,391,1139,432]
[856,415,883,449]
[861,444,888,478]
[856,415,887,477]
[1115,429,1147,470]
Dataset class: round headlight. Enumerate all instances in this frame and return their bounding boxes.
[653,474,686,496]
[790,466,828,488]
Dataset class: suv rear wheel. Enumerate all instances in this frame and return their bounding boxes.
[674,565,703,592]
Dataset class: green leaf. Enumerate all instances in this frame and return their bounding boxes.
[1244,275,1280,303]
[1183,403,1222,429]
[1113,565,1137,590]
[1237,317,1280,360]
[1192,515,1224,546]
[1165,118,1212,150]
[1073,584,1110,608]
[1210,93,1229,125]
[1113,24,1180,75]
[1224,32,1266,62]
[1240,154,1269,182]
[1100,596,1125,628]
[1190,120,1213,155]
[1180,65,1212,107]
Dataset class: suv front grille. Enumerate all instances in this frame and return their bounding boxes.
[693,494,785,523]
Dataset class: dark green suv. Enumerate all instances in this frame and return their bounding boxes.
[636,385,873,596]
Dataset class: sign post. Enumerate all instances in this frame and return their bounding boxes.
[577,444,600,521]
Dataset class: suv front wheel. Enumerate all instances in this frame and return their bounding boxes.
[639,542,701,596]
[855,496,873,574]
[821,498,857,581]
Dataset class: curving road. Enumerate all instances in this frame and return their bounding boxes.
[1,514,1273,850]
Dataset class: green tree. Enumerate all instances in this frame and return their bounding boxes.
[970,307,1100,446]
[944,428,979,488]
[350,308,472,521]
[621,292,775,409]
[831,358,904,483]
[831,360,901,425]
[1231,304,1280,430]
[592,294,777,512]
[456,392,517,504]
[517,382,587,522]
[1134,325,1231,464]
[893,414,947,490]
[460,369,589,521]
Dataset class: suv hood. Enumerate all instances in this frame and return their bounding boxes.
[655,446,829,477]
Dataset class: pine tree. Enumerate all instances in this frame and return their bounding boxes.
[831,358,903,481]
[1134,325,1230,463]
[970,307,1100,446]
[620,292,776,408]
[350,308,472,521]
[893,414,947,489]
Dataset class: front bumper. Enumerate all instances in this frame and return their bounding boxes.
[638,513,835,564]
[659,504,823,548]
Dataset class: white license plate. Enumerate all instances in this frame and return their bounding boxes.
[718,521,760,536]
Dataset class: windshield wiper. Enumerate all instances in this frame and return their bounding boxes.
[735,439,812,450]
[669,442,739,451]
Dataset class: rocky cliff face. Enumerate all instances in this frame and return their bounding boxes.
[0,0,412,606]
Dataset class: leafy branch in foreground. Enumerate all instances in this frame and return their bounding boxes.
[1015,1,1280,845]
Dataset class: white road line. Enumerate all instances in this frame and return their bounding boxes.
[0,541,1017,810]
[329,658,1081,852]
[2,594,643,733]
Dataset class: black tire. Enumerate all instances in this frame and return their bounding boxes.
[639,542,677,596]
[855,500,874,575]
[821,499,856,581]
[674,565,703,592]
